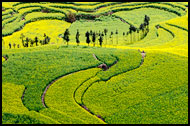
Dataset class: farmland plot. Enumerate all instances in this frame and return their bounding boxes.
[2,2,188,124]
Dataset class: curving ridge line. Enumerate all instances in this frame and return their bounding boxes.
[41,53,109,108]
[22,51,145,123]
[40,53,116,123]
[74,52,145,121]
[73,54,118,122]
[41,71,87,108]
[79,51,146,121]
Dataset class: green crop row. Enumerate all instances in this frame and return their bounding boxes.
[39,108,86,124]
[2,2,185,38]
[2,14,13,21]
[166,23,188,31]
[83,52,188,124]
[158,2,186,11]
[95,54,117,66]
[18,7,42,16]
[24,12,65,21]
[45,68,105,124]
[97,49,142,81]
[2,82,59,124]
[150,23,187,49]
[2,113,44,124]
[2,9,14,16]
[129,26,174,48]
[105,84,188,124]
[69,15,131,46]
[69,2,102,6]
[113,7,178,27]
[2,12,66,37]
[2,45,119,111]
[76,2,185,17]
[2,15,18,27]
[157,25,175,37]
[74,76,101,105]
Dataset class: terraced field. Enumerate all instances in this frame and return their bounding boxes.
[2,2,188,124]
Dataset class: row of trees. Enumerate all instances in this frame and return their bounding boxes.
[62,15,150,47]
[85,30,104,47]
[62,28,106,47]
[2,38,20,49]
[5,15,150,49]
[123,15,150,42]
[20,33,51,47]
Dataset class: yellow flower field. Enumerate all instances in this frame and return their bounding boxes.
[3,20,71,48]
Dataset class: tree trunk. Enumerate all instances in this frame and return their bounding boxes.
[105,35,107,47]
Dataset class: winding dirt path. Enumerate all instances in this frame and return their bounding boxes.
[93,53,118,71]
[141,52,146,65]
[92,54,99,60]
[21,87,27,100]
[22,51,145,123]
[80,51,146,121]
[41,72,76,108]
[112,15,133,26]
[41,54,109,108]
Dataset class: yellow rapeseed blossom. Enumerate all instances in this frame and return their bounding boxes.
[3,20,71,48]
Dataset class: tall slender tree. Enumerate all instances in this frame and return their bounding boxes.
[137,29,140,41]
[13,43,16,48]
[144,15,150,34]
[85,31,90,46]
[9,42,11,49]
[123,32,125,41]
[99,35,103,47]
[115,29,118,45]
[25,37,29,47]
[45,36,51,44]
[92,32,96,46]
[76,29,80,46]
[104,28,108,46]
[20,33,25,47]
[139,23,145,39]
[35,36,38,46]
[110,31,114,45]
[63,29,70,45]
[29,38,34,47]
[129,25,136,43]
[129,25,133,42]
